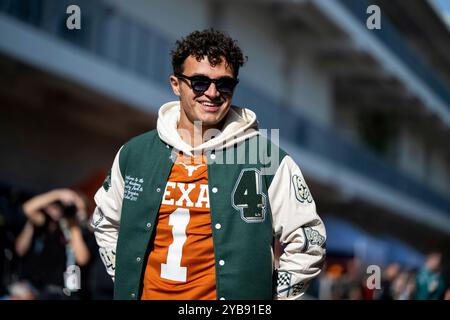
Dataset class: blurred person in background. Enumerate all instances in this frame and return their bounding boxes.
[415,252,446,300]
[0,186,30,295]
[318,263,345,300]
[320,258,365,300]
[360,272,375,300]
[374,262,401,300]
[341,258,364,300]
[392,270,416,300]
[13,188,90,299]
[444,288,450,300]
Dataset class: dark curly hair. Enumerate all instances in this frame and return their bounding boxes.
[171,29,246,77]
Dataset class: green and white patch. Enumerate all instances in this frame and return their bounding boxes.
[103,171,112,192]
[91,208,104,227]
[231,168,266,223]
[304,227,325,247]
[292,174,312,204]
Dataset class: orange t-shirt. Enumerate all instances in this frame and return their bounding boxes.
[141,153,216,300]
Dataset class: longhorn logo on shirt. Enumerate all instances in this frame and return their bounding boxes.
[179,163,205,177]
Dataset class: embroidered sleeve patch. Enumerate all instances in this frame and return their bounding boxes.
[103,170,112,192]
[291,282,305,296]
[292,174,312,203]
[276,271,305,298]
[277,271,292,288]
[91,208,104,228]
[304,227,325,247]
[99,247,116,273]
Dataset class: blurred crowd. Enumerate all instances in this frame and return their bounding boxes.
[307,253,450,300]
[0,184,449,300]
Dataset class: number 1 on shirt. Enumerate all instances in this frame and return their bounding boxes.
[161,208,190,282]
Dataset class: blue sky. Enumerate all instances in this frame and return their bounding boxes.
[431,0,450,27]
[434,0,450,11]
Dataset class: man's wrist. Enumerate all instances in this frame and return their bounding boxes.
[68,223,81,233]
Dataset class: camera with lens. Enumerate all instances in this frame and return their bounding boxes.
[54,200,78,218]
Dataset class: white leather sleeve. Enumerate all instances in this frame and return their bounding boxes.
[269,155,326,300]
[91,147,124,281]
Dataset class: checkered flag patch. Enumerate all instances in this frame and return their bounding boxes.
[277,271,306,298]
[277,271,291,287]
[292,282,305,296]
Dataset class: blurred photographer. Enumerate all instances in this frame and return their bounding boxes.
[415,252,446,300]
[14,189,90,299]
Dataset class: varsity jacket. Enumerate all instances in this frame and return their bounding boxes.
[92,101,326,300]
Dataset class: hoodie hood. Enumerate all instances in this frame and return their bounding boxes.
[157,101,259,156]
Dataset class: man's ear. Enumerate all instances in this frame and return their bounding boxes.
[170,75,180,96]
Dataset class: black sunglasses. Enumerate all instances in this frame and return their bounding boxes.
[175,73,239,94]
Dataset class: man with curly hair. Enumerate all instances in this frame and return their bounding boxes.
[92,29,326,300]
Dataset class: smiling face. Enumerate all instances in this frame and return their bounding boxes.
[170,55,235,132]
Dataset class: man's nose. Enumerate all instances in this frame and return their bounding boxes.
[204,82,220,98]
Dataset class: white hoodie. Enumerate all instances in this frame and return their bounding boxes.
[156,101,259,156]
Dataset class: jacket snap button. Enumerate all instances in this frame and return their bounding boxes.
[212,187,218,193]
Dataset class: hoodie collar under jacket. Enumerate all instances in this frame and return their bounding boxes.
[156,101,260,156]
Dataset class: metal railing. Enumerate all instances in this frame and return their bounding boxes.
[338,0,450,111]
[1,0,449,214]
[0,0,173,89]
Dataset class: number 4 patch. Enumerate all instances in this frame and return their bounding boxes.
[232,168,266,223]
